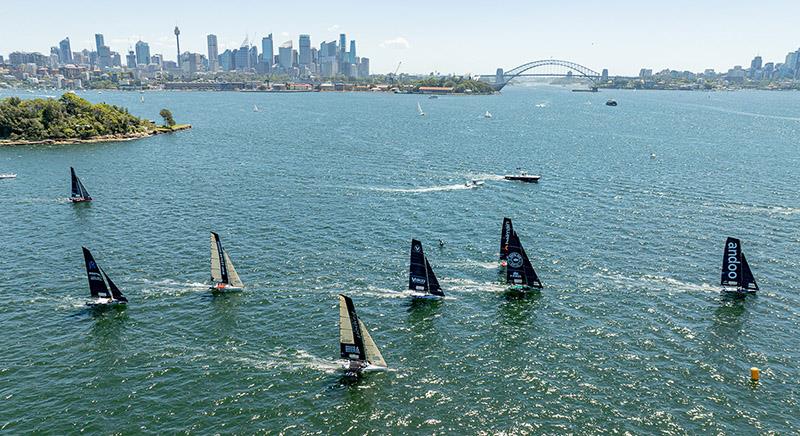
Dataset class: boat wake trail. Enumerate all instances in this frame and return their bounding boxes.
[371,183,477,194]
[442,278,507,293]
[596,271,718,293]
[139,278,210,297]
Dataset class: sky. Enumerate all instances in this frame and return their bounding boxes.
[1,0,799,76]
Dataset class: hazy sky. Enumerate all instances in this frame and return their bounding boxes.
[2,0,799,75]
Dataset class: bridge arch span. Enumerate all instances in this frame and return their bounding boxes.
[494,59,602,90]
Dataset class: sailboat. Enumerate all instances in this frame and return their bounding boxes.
[721,237,759,294]
[253,104,260,112]
[140,95,145,103]
[210,232,244,291]
[417,102,426,116]
[506,230,543,291]
[69,167,92,202]
[338,294,388,377]
[408,239,444,299]
[499,217,514,267]
[484,111,493,119]
[82,247,128,306]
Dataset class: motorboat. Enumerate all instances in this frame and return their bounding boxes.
[503,171,541,183]
[606,99,618,106]
[0,173,17,179]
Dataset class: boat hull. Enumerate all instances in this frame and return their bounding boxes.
[411,293,443,300]
[211,283,243,292]
[504,175,540,183]
[86,298,125,307]
[70,197,92,203]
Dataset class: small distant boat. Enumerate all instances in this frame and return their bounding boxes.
[428,95,438,99]
[464,180,484,188]
[210,232,244,291]
[499,217,514,267]
[484,111,493,119]
[505,229,543,292]
[503,170,541,183]
[0,173,17,179]
[140,95,145,103]
[721,237,758,295]
[253,104,260,112]
[605,99,618,106]
[650,153,657,160]
[409,239,444,299]
[82,247,128,306]
[69,167,92,202]
[417,102,426,116]
[339,294,388,377]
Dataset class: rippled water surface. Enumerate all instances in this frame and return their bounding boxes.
[1,87,799,434]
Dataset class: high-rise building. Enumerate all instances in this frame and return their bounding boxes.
[219,49,235,71]
[135,41,150,66]
[234,42,251,71]
[126,50,137,68]
[97,45,111,69]
[59,37,73,64]
[207,34,219,72]
[174,26,181,68]
[95,34,105,52]
[299,34,311,67]
[279,40,293,70]
[249,45,258,70]
[349,40,356,65]
[261,34,273,73]
[358,57,370,78]
[750,55,763,71]
[319,40,338,77]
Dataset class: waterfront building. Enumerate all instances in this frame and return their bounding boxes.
[279,40,292,70]
[261,34,273,73]
[59,37,73,64]
[299,34,311,67]
[126,50,137,68]
[207,34,219,72]
[135,41,150,67]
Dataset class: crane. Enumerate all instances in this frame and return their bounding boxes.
[389,61,402,85]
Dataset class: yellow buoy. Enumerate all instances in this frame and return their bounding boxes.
[750,367,760,382]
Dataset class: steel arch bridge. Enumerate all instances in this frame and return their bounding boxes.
[491,59,603,90]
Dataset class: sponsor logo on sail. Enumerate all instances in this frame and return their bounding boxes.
[508,252,524,268]
[413,244,421,253]
[726,241,739,280]
[411,276,426,285]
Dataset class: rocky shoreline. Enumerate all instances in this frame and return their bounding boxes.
[0,124,191,146]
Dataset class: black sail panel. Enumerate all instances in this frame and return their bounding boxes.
[720,237,743,287]
[740,253,759,291]
[408,239,429,292]
[500,218,514,260]
[82,247,110,298]
[425,258,444,296]
[70,167,80,198]
[212,232,229,284]
[339,295,366,361]
[522,249,543,288]
[77,177,91,199]
[101,268,128,302]
[505,231,528,285]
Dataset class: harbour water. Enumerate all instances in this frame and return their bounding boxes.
[1,86,799,433]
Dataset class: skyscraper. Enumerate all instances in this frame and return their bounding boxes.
[279,40,292,70]
[135,41,150,66]
[59,37,73,64]
[207,34,219,72]
[94,34,104,52]
[349,40,356,65]
[750,55,763,71]
[126,50,137,69]
[261,34,274,72]
[338,34,347,74]
[299,34,311,67]
[174,26,181,68]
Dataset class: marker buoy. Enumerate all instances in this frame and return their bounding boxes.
[750,367,760,382]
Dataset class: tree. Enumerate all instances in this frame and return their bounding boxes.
[159,109,176,127]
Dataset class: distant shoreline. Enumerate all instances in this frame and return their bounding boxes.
[0,124,191,146]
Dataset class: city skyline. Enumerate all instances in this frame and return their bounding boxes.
[2,0,800,76]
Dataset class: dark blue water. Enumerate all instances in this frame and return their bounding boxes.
[1,86,798,433]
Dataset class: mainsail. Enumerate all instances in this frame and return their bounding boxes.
[500,217,514,260]
[70,167,91,199]
[82,247,126,301]
[721,237,758,291]
[210,232,243,287]
[505,231,543,288]
[339,295,387,367]
[408,239,444,296]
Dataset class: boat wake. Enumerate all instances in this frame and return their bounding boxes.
[139,278,210,297]
[441,278,507,293]
[371,183,478,193]
[596,271,718,293]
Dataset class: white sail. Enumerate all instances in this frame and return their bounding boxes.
[417,102,424,115]
[339,295,356,348]
[359,320,387,368]
[210,233,223,282]
[223,251,244,288]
